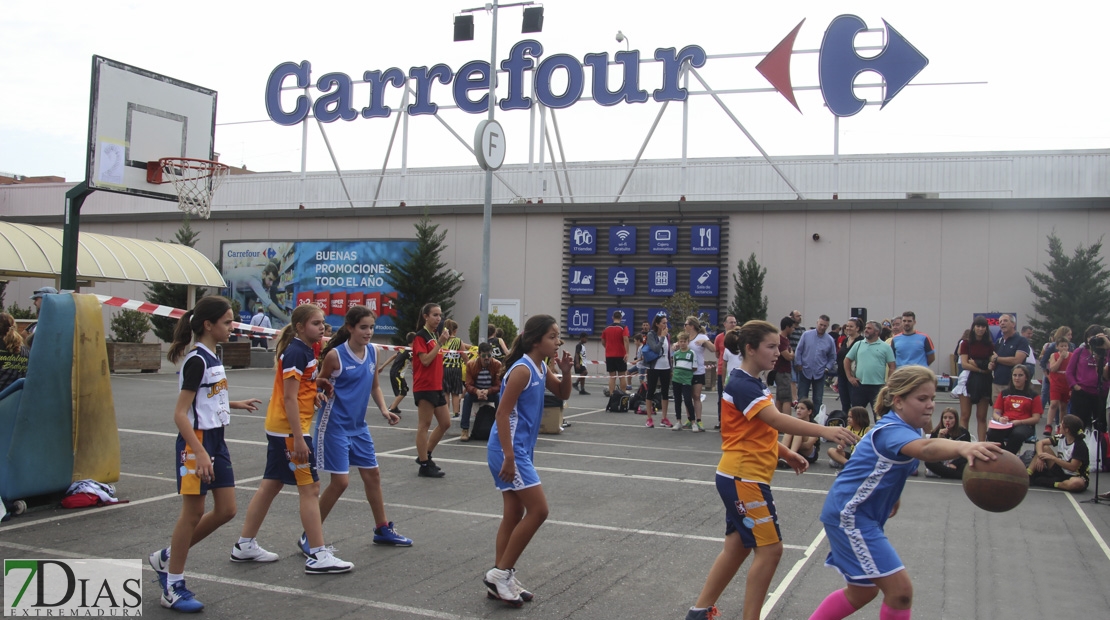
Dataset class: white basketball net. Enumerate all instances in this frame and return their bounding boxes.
[160,158,230,219]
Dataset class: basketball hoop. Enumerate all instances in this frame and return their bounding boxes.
[146,157,230,219]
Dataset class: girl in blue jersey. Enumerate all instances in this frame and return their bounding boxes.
[809,366,1002,620]
[314,305,411,546]
[483,314,573,607]
[148,296,262,613]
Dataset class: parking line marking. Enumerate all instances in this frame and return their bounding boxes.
[1066,492,1110,563]
[761,528,828,619]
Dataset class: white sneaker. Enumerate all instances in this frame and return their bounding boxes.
[509,568,534,602]
[671,421,683,431]
[231,541,279,563]
[305,548,353,574]
[483,567,523,606]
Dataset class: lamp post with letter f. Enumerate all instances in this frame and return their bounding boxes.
[455,0,543,341]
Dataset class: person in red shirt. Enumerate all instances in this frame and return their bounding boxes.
[601,311,631,395]
[714,315,737,430]
[986,365,1042,454]
[412,303,451,477]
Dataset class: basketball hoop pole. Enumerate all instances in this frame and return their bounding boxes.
[61,181,94,291]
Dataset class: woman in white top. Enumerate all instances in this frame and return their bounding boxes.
[644,314,673,429]
[683,315,716,432]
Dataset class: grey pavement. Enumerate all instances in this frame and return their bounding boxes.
[2,368,1110,619]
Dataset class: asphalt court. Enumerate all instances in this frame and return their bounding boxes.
[3,367,1110,619]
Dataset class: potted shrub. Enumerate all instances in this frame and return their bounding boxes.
[105,309,161,373]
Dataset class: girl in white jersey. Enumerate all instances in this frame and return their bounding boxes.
[483,314,573,607]
[148,296,261,613]
[314,305,411,546]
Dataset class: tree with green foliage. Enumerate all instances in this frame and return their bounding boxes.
[109,309,152,343]
[383,213,463,344]
[1025,233,1110,347]
[145,218,207,343]
[730,252,768,324]
[469,313,517,348]
[662,292,701,340]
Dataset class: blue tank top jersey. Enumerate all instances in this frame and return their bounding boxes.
[318,342,376,436]
[487,355,546,458]
[820,412,923,530]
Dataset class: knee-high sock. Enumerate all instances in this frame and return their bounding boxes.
[879,602,911,620]
[809,589,857,620]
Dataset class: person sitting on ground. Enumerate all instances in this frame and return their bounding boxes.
[781,399,820,467]
[1029,414,1089,493]
[924,407,971,479]
[460,342,502,442]
[986,365,1042,454]
[828,406,871,469]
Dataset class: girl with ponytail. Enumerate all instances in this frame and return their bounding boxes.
[809,366,1002,620]
[148,296,262,612]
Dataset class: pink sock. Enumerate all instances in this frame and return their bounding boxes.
[809,589,856,620]
[880,603,911,620]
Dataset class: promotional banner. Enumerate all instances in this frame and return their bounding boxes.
[221,239,416,335]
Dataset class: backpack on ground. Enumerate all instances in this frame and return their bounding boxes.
[470,404,497,441]
[628,380,661,414]
[606,390,629,412]
[824,409,848,428]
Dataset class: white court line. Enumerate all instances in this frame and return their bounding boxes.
[0,491,182,532]
[540,435,720,455]
[0,541,478,620]
[760,528,828,619]
[1066,492,1110,563]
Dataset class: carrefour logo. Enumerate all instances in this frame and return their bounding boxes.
[265,15,927,125]
[226,247,277,259]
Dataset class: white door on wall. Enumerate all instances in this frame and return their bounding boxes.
[489,299,521,330]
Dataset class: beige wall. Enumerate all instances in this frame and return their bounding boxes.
[8,205,1108,371]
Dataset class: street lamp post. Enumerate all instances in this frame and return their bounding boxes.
[455,1,542,342]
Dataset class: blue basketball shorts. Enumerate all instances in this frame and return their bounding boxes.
[315,428,378,474]
[715,473,781,548]
[823,523,905,586]
[176,427,234,495]
[488,448,541,492]
[263,434,318,486]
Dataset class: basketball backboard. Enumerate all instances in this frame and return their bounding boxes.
[86,55,217,201]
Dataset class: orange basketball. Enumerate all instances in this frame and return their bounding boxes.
[961,451,1029,512]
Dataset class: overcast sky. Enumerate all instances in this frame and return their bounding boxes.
[2,0,1108,181]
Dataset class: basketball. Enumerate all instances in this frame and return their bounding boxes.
[961,451,1029,512]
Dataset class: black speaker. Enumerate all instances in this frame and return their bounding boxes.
[454,15,474,42]
[850,307,867,325]
[522,7,544,33]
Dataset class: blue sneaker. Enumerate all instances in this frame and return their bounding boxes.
[161,580,204,613]
[297,532,311,558]
[147,547,169,589]
[372,522,413,546]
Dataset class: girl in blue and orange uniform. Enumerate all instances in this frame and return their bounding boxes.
[314,305,411,546]
[809,366,1001,620]
[483,314,573,607]
[233,303,354,574]
[148,296,261,613]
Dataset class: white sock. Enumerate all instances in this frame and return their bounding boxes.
[167,572,184,587]
[310,545,326,555]
[237,537,255,546]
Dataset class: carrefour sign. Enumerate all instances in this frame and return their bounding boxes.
[265,15,927,125]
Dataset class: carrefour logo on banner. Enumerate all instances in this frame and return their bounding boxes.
[4,559,142,616]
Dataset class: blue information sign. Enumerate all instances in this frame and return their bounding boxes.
[606,307,634,333]
[607,267,635,296]
[567,306,595,335]
[567,266,596,295]
[646,307,668,325]
[569,226,597,254]
[648,267,676,296]
[690,267,719,297]
[698,308,719,330]
[690,225,720,254]
[608,225,637,254]
[649,226,678,254]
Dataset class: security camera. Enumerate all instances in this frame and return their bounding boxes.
[812,233,821,241]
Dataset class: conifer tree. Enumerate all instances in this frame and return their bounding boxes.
[1026,233,1110,346]
[730,252,768,324]
[384,213,463,344]
[146,218,206,343]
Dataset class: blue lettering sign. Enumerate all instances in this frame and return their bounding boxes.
[608,225,636,254]
[648,267,676,296]
[690,267,719,297]
[568,266,596,295]
[569,226,596,254]
[819,15,929,117]
[407,64,453,116]
[314,72,359,123]
[499,40,543,111]
[567,306,595,335]
[583,51,648,106]
[453,60,491,114]
[690,225,720,254]
[652,46,708,102]
[265,61,312,126]
[608,267,635,296]
[362,68,406,119]
[649,226,678,254]
[534,54,585,109]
